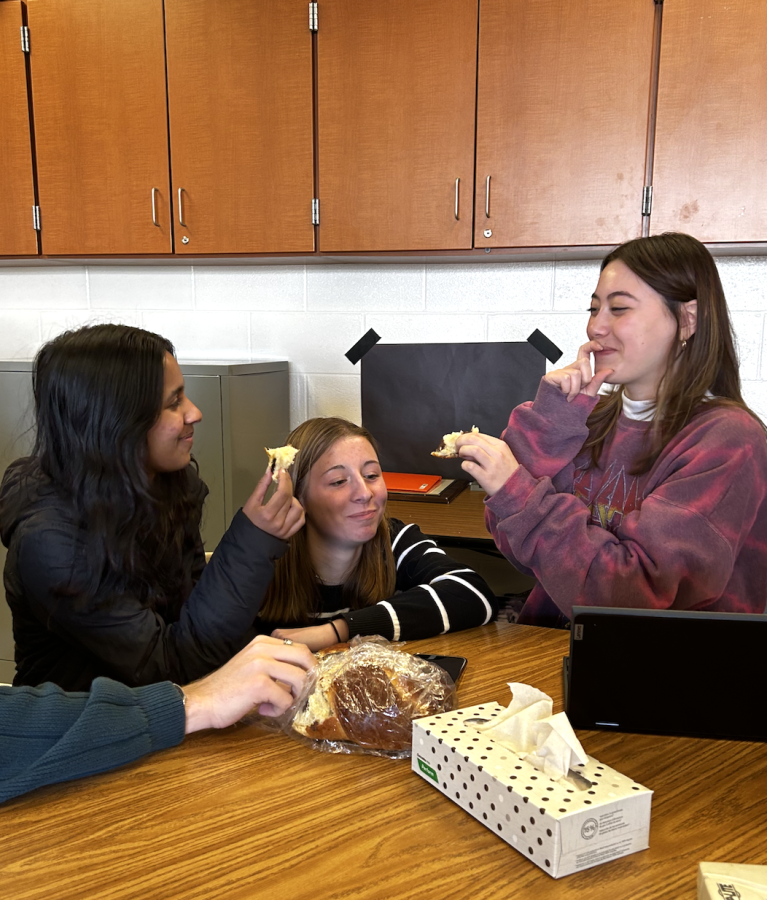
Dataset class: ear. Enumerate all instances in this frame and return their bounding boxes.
[681,299,698,340]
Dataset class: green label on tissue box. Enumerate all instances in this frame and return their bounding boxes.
[417,757,438,783]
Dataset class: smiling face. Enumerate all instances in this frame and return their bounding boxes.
[301,435,387,554]
[588,260,694,401]
[146,353,202,475]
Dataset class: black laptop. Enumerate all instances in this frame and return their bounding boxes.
[564,606,767,743]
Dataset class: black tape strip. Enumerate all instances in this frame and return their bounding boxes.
[345,328,381,365]
[527,329,563,364]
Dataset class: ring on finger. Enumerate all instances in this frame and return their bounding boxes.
[283,638,293,645]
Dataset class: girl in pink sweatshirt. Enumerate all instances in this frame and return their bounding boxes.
[457,232,767,627]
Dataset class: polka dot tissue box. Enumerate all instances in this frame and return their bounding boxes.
[412,696,652,878]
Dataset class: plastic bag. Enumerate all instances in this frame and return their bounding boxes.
[283,636,457,758]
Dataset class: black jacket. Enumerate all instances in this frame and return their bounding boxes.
[0,459,288,691]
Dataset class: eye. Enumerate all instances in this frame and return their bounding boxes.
[588,307,598,315]
[610,307,628,313]
[364,472,381,481]
[329,478,347,487]
[168,396,182,410]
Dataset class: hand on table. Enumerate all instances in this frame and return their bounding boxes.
[455,431,519,498]
[271,619,350,653]
[543,340,614,402]
[243,468,305,540]
[182,634,315,734]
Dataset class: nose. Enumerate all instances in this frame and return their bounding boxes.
[351,474,373,501]
[587,307,610,339]
[184,398,203,425]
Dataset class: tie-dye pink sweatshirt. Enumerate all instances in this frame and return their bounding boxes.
[485,378,767,626]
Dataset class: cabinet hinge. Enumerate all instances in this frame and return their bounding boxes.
[32,206,41,231]
[642,185,653,217]
[309,3,318,31]
[20,25,30,53]
[312,198,320,225]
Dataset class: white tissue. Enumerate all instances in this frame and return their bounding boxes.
[477,683,588,782]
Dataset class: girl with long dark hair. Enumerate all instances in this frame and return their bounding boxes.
[456,232,767,626]
[0,324,303,690]
[255,416,496,650]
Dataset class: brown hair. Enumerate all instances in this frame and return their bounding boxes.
[259,417,396,624]
[584,232,765,473]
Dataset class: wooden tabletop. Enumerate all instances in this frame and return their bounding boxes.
[387,486,490,540]
[2,621,765,900]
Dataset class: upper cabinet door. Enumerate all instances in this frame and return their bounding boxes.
[26,0,171,255]
[652,0,767,242]
[165,0,314,255]
[0,2,38,256]
[475,0,655,249]
[317,0,478,252]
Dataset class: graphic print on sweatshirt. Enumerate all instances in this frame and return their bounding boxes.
[573,460,643,532]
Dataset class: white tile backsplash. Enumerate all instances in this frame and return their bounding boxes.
[0,267,87,309]
[142,309,250,360]
[306,374,362,423]
[41,309,142,343]
[0,257,764,427]
[426,262,553,312]
[0,312,40,358]
[365,313,486,343]
[307,264,424,312]
[730,312,764,381]
[716,257,767,311]
[194,265,305,311]
[742,382,767,425]
[89,266,193,309]
[552,260,602,310]
[488,312,587,368]
[251,312,364,374]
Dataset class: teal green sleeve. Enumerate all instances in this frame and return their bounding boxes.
[0,677,185,804]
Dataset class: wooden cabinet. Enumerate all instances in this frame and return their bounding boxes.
[651,0,767,242]
[26,0,172,254]
[475,0,655,249]
[165,0,314,254]
[0,1,38,256]
[316,0,478,252]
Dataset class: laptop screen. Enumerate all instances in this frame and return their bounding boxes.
[566,606,767,742]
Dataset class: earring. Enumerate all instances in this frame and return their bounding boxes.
[681,339,687,350]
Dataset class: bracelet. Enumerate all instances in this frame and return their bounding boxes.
[172,683,187,708]
[328,620,342,643]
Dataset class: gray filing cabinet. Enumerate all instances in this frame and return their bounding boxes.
[0,359,289,683]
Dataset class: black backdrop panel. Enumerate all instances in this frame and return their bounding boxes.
[361,342,545,479]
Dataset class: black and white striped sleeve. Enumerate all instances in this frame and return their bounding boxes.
[342,520,498,641]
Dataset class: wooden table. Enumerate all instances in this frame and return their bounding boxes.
[2,621,766,900]
[387,487,490,541]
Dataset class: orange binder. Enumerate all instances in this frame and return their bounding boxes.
[382,472,442,493]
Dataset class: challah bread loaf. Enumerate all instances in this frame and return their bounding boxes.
[292,641,455,751]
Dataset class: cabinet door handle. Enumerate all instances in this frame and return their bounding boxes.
[178,188,187,227]
[485,175,491,218]
[455,178,460,221]
[151,188,160,227]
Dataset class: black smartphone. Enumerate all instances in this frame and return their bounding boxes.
[414,654,468,685]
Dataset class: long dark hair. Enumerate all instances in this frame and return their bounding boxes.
[260,417,396,624]
[584,232,766,473]
[28,324,200,608]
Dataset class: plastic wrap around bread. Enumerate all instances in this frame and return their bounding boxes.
[289,638,456,757]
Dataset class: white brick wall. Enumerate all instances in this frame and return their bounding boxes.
[0,258,765,427]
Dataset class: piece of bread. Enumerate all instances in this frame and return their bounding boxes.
[265,445,299,482]
[431,426,479,458]
[292,643,454,751]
